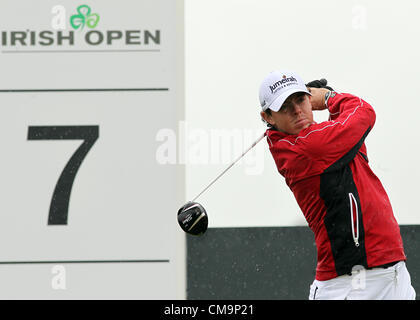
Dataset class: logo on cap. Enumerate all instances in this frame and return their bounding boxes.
[269,75,297,94]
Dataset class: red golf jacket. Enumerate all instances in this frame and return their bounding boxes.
[265,92,406,281]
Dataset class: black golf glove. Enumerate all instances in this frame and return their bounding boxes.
[306,79,334,91]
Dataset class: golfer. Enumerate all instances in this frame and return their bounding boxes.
[259,70,415,300]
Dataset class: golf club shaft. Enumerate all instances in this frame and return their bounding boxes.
[191,132,266,202]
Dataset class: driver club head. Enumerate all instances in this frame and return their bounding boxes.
[177,201,208,236]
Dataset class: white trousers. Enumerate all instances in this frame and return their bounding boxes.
[309,261,416,300]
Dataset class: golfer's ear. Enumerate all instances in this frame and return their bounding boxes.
[260,110,268,121]
[260,110,274,125]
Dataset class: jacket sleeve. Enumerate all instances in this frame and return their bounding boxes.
[300,92,376,171]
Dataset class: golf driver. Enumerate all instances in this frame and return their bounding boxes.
[177,132,266,235]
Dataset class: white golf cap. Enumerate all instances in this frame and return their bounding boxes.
[259,70,311,112]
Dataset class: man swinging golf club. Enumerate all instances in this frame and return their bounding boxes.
[259,70,415,300]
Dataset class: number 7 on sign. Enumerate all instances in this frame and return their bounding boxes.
[27,126,99,225]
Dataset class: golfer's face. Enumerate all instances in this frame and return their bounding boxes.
[270,93,313,135]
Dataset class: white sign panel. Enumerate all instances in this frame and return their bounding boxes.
[0,0,184,299]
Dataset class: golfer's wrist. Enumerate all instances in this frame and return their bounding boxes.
[324,91,332,107]
[310,88,330,110]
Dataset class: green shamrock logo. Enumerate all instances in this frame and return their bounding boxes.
[70,5,100,30]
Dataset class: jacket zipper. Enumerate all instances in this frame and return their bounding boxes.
[349,193,360,247]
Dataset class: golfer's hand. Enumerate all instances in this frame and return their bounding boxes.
[308,87,330,111]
